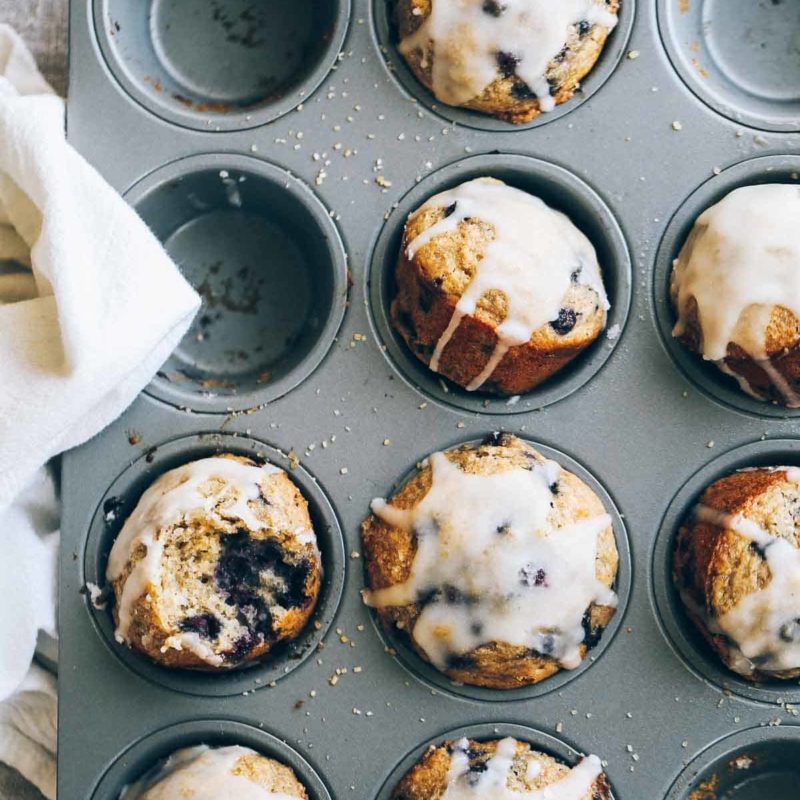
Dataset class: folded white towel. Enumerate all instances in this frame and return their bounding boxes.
[0,24,200,800]
[0,23,200,508]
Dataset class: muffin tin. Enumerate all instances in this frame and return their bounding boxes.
[62,1,800,798]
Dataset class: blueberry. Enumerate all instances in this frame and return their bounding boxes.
[444,202,458,217]
[482,0,506,15]
[447,653,476,670]
[550,307,578,335]
[582,609,603,649]
[570,266,583,283]
[179,613,221,640]
[495,51,520,78]
[577,19,591,35]
[550,481,560,495]
[780,619,800,643]
[483,431,512,447]
[511,82,536,100]
[520,563,547,587]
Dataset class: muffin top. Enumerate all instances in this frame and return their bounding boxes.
[671,184,800,367]
[107,455,319,663]
[398,0,618,111]
[121,745,307,799]
[392,736,608,800]
[679,466,800,678]
[362,435,618,678]
[403,177,608,391]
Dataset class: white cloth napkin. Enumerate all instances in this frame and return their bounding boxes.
[0,24,200,799]
[0,24,200,508]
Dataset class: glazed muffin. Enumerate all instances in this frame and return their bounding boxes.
[396,0,619,123]
[392,177,609,396]
[392,736,610,800]
[361,433,619,689]
[674,466,800,681]
[122,745,308,799]
[671,183,800,408]
[107,454,321,669]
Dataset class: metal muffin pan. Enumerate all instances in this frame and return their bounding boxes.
[62,0,800,798]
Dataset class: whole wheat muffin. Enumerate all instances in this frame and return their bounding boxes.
[674,466,800,681]
[106,454,321,670]
[392,736,611,800]
[121,745,308,799]
[361,433,619,689]
[392,177,609,396]
[671,183,800,408]
[395,0,620,123]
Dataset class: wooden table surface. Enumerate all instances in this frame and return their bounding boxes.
[0,4,66,799]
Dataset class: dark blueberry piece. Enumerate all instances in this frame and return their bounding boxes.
[554,45,569,64]
[445,584,466,604]
[570,266,583,283]
[582,609,603,649]
[546,76,559,96]
[749,541,767,558]
[447,653,476,670]
[495,51,520,78]
[103,496,125,524]
[496,522,511,535]
[780,619,800,643]
[417,587,441,607]
[550,481,560,495]
[444,202,458,217]
[482,0,506,16]
[433,276,444,288]
[225,631,258,662]
[510,82,536,100]
[520,563,547,587]
[483,431,512,447]
[470,621,484,636]
[535,634,556,657]
[550,307,578,335]
[577,19,591,35]
[466,763,488,786]
[179,613,221,640]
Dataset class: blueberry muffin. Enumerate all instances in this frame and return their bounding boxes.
[674,466,800,681]
[671,184,800,407]
[122,745,308,799]
[392,737,611,800]
[392,177,609,396]
[395,0,620,123]
[107,454,321,669]
[361,433,619,689]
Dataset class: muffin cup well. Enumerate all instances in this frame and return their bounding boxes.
[90,719,331,800]
[652,154,800,420]
[651,438,800,705]
[82,433,345,697]
[665,726,800,800]
[373,722,616,800]
[93,0,350,130]
[657,0,800,132]
[363,435,631,703]
[126,154,348,414]
[367,153,631,416]
[370,0,635,132]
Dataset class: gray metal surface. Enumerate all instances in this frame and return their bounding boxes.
[61,1,800,799]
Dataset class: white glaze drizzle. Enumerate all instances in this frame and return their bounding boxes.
[672,184,800,406]
[399,0,617,109]
[363,450,616,669]
[442,738,602,799]
[121,745,303,800]
[406,178,608,391]
[691,467,800,675]
[106,457,316,653]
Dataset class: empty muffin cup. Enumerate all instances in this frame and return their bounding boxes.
[368,153,631,416]
[658,0,800,132]
[652,438,800,705]
[665,727,800,800]
[82,432,345,697]
[94,0,350,130]
[653,154,800,419]
[371,0,635,132]
[126,154,347,413]
[90,719,331,800]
